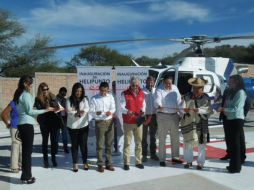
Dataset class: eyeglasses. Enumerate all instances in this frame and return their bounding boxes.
[42,88,49,91]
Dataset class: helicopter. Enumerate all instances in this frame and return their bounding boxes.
[40,35,254,99]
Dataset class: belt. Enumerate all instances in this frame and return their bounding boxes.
[157,112,177,115]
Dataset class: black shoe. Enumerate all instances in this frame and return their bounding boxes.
[43,159,49,168]
[196,165,203,170]
[21,177,36,184]
[142,156,147,162]
[220,154,230,160]
[160,162,166,167]
[135,164,144,169]
[172,158,183,164]
[226,166,240,173]
[184,163,192,169]
[123,165,130,170]
[150,155,159,161]
[52,157,57,167]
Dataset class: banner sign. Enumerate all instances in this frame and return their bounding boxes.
[77,66,112,98]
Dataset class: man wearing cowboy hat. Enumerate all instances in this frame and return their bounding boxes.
[180,77,213,170]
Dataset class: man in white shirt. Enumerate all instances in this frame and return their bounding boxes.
[142,76,159,162]
[90,82,116,173]
[154,75,183,166]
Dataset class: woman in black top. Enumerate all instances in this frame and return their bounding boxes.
[35,82,62,168]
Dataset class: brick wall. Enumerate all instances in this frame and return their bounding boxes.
[0,72,77,110]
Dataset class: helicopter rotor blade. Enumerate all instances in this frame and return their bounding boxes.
[35,35,254,51]
[38,38,184,50]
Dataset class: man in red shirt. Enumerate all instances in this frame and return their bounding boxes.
[121,76,146,170]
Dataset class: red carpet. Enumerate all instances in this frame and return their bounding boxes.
[163,141,254,159]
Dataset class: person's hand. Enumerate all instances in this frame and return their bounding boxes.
[157,106,163,112]
[127,110,134,116]
[218,107,224,113]
[6,123,11,129]
[79,111,85,116]
[184,108,190,113]
[193,108,199,113]
[47,107,55,112]
[105,111,112,116]
[96,111,102,115]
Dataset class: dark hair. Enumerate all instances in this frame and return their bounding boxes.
[163,75,173,81]
[146,75,155,81]
[13,75,33,104]
[228,74,246,99]
[69,82,85,111]
[59,87,67,93]
[99,82,109,89]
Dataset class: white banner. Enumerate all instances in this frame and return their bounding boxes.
[77,66,113,99]
[76,66,150,156]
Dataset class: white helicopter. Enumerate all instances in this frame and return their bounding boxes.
[41,34,254,99]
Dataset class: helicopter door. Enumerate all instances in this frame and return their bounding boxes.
[195,74,215,96]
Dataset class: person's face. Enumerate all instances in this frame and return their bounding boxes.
[146,79,154,90]
[75,88,83,98]
[42,86,49,96]
[60,91,67,97]
[164,79,172,90]
[228,78,237,89]
[100,87,109,97]
[131,80,140,92]
[24,81,33,92]
[193,86,203,95]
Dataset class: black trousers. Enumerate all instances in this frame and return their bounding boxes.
[68,126,89,164]
[39,124,59,160]
[225,119,246,172]
[142,114,157,157]
[18,124,34,180]
[224,119,246,160]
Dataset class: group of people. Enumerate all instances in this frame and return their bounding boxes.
[0,73,248,184]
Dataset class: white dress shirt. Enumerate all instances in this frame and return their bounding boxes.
[90,93,116,120]
[143,87,156,115]
[66,97,89,129]
[154,85,182,113]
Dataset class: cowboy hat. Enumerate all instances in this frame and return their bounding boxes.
[188,77,207,87]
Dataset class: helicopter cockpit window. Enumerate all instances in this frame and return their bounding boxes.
[196,74,214,93]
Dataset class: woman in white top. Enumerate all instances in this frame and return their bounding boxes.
[66,82,89,172]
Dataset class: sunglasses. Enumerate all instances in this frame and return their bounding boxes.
[42,88,49,91]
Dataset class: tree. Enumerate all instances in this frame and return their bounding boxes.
[0,10,25,74]
[67,46,133,67]
[3,35,60,77]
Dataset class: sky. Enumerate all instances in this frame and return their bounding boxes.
[1,0,254,63]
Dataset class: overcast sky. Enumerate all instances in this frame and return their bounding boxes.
[1,0,254,62]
